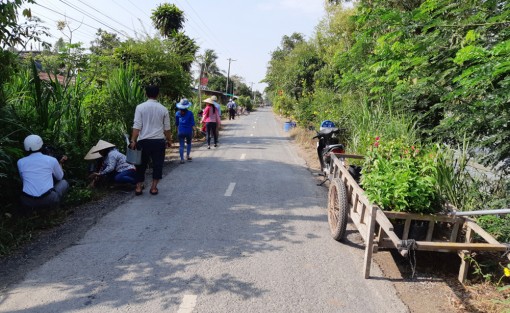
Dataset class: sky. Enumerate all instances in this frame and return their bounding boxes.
[23,0,329,93]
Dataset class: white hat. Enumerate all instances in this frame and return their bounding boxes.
[24,134,43,152]
[84,145,102,160]
[90,140,115,153]
[211,95,218,101]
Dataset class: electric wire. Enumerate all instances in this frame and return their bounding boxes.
[57,0,129,38]
[32,10,94,41]
[75,0,137,34]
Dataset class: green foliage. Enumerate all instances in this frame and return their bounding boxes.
[103,64,145,136]
[151,3,185,38]
[64,187,92,206]
[477,215,510,243]
[114,37,193,100]
[362,138,440,213]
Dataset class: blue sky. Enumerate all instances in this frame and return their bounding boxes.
[25,0,328,93]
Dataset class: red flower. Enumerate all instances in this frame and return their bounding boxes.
[375,136,380,141]
[374,142,379,147]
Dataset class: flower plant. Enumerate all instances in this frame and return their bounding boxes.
[361,137,440,214]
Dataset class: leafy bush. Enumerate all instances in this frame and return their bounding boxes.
[361,137,440,213]
[477,215,510,243]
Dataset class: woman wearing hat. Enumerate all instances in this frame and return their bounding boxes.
[201,97,221,149]
[88,140,137,186]
[175,98,195,163]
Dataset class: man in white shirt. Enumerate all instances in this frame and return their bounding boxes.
[130,85,172,196]
[227,99,236,120]
[17,134,69,214]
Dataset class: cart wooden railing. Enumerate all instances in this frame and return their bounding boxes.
[327,153,510,283]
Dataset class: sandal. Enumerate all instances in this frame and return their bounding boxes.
[150,188,158,195]
[187,156,192,161]
[135,189,143,196]
[180,160,185,164]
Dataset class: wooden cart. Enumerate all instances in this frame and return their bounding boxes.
[326,153,509,283]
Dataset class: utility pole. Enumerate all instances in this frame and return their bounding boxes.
[199,63,205,108]
[250,82,256,105]
[225,58,236,95]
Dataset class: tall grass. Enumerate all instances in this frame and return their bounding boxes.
[342,94,418,156]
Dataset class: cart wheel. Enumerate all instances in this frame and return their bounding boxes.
[328,178,349,241]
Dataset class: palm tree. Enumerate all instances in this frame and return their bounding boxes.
[151,3,185,38]
[199,49,222,76]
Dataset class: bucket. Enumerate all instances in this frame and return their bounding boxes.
[284,122,293,132]
[126,146,142,165]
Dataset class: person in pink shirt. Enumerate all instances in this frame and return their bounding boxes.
[201,97,221,149]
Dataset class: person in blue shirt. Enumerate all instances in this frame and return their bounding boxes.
[175,98,196,164]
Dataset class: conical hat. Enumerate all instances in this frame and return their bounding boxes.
[84,145,102,160]
[90,140,115,153]
[203,97,214,105]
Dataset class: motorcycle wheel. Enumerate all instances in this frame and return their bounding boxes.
[328,178,349,241]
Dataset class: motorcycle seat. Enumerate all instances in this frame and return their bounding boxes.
[317,127,339,136]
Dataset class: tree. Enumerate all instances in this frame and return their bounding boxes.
[151,3,185,38]
[90,28,121,55]
[198,49,222,77]
[115,37,193,100]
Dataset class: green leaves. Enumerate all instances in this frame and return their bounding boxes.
[362,138,439,213]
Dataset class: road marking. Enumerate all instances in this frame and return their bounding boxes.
[224,183,236,196]
[247,141,251,144]
[240,154,246,160]
[250,134,253,137]
[177,295,197,313]
[253,126,256,128]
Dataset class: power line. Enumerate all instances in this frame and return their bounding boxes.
[187,0,232,56]
[75,0,137,34]
[35,3,104,33]
[57,0,129,38]
[125,0,151,19]
[32,10,95,41]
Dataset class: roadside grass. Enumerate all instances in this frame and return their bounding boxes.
[0,186,107,257]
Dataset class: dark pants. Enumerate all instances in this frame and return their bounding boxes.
[206,122,218,146]
[228,108,236,120]
[20,179,69,215]
[135,139,166,182]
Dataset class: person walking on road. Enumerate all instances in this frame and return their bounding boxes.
[201,97,221,149]
[211,95,221,140]
[227,98,236,120]
[175,98,195,164]
[130,85,172,196]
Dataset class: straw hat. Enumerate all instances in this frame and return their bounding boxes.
[203,97,214,105]
[90,140,115,153]
[211,95,218,101]
[84,145,102,160]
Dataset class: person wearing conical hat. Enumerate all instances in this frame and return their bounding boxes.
[201,97,221,149]
[88,140,136,186]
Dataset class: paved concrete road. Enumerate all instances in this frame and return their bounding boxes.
[0,108,408,313]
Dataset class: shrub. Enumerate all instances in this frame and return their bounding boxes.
[361,137,440,213]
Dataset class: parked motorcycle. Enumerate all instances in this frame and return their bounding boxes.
[312,120,346,184]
